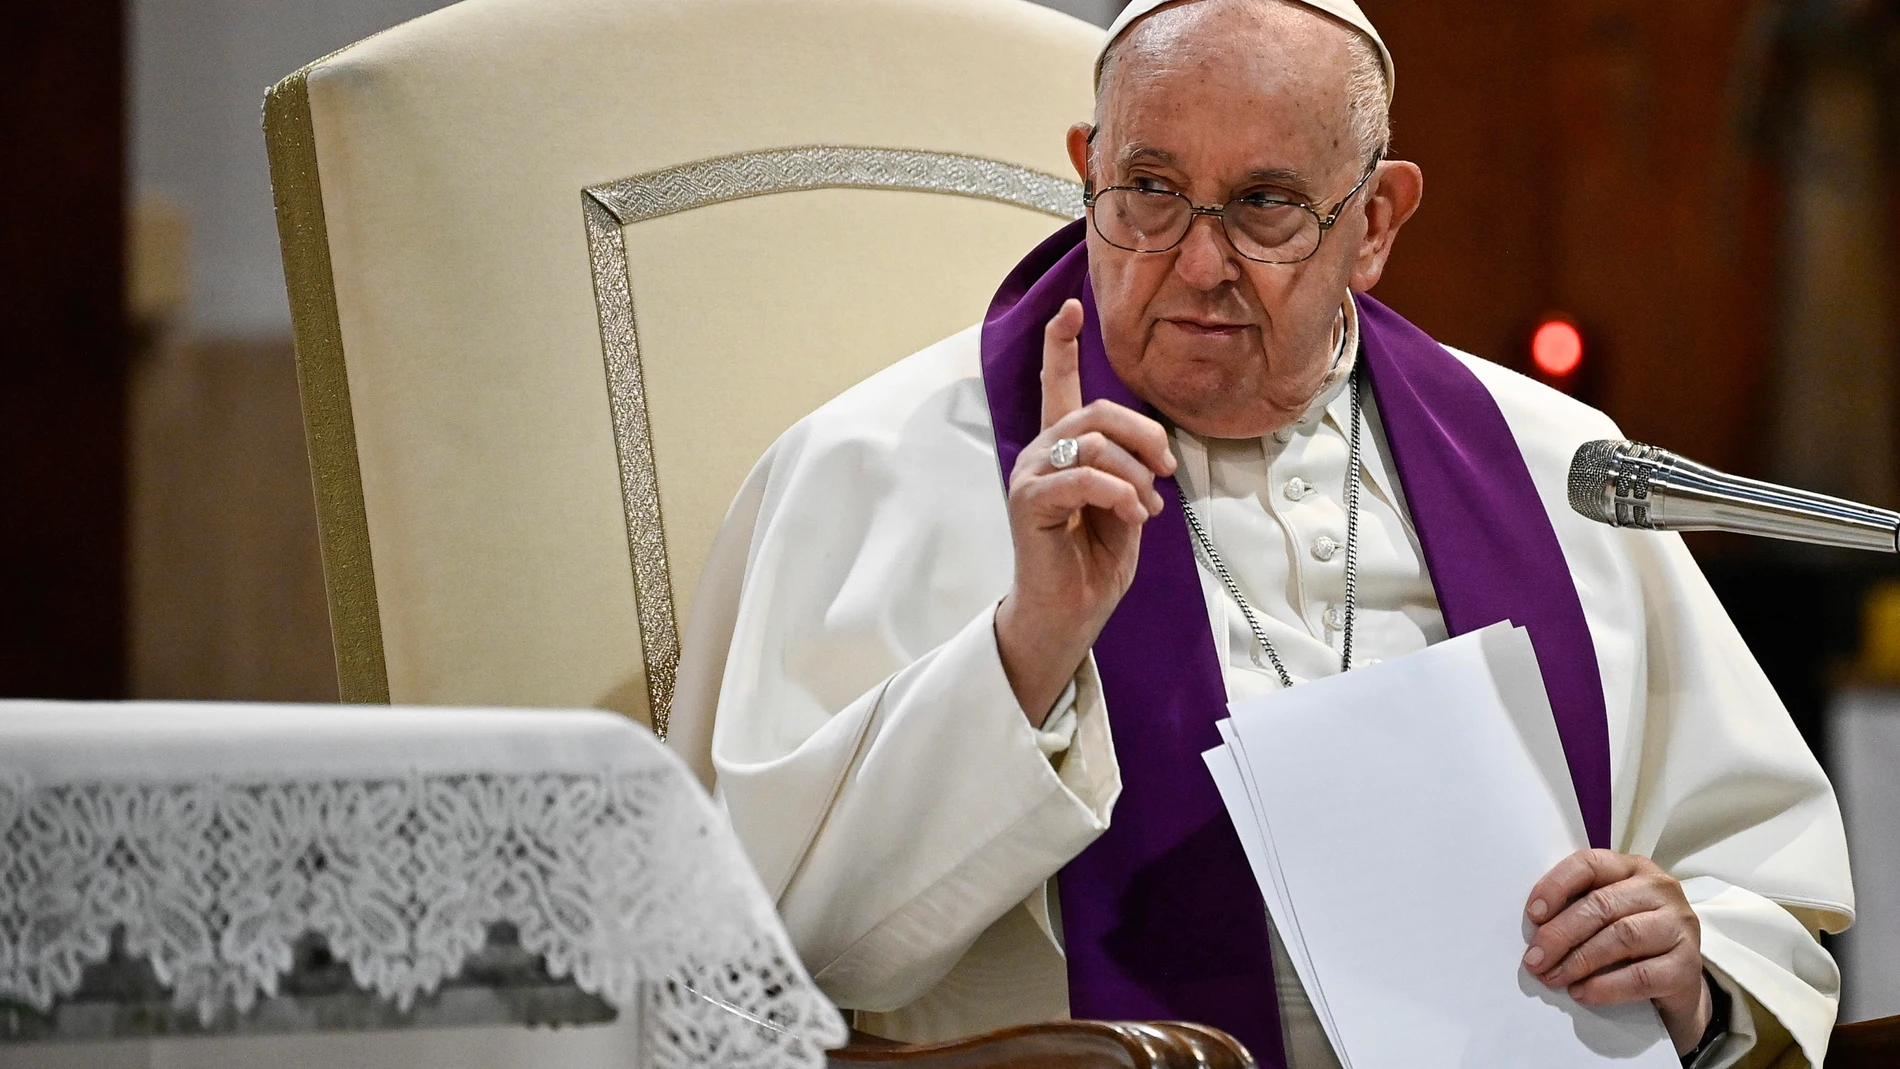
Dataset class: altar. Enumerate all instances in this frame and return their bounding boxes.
[0,701,845,1068]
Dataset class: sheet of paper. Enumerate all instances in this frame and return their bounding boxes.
[1209,623,1676,1069]
[1204,737,1351,1063]
[1211,715,1357,1061]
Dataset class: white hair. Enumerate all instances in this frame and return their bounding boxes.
[1095,0,1392,167]
[1342,29,1391,164]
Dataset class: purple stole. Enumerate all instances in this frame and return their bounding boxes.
[979,221,1611,1064]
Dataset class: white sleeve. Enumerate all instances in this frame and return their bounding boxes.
[1034,679,1082,759]
[1615,530,1853,1069]
[733,610,1117,1010]
[1686,878,1842,1069]
[686,353,1123,1012]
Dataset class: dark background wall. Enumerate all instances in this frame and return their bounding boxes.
[1371,0,1780,476]
[1,2,127,699]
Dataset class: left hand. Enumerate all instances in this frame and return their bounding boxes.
[1523,849,1712,1055]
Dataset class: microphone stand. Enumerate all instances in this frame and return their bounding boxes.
[1588,442,1900,552]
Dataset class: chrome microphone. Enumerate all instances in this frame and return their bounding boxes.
[1567,440,1899,553]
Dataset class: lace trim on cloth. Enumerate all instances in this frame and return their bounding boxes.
[0,768,847,1068]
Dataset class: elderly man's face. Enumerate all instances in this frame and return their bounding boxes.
[1068,0,1415,438]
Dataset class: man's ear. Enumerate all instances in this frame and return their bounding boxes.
[1350,160,1423,292]
[1067,123,1095,189]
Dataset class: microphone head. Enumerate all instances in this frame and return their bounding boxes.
[1567,440,1623,525]
[1568,439,1667,529]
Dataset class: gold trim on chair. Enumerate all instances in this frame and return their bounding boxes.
[582,146,1083,739]
[264,65,393,704]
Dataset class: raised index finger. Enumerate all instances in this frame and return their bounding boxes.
[1040,298,1085,430]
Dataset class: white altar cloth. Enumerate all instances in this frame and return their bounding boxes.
[0,701,847,1068]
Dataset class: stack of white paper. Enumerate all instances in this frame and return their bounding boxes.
[1202,622,1677,1069]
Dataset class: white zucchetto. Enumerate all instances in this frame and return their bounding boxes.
[1100,0,1395,103]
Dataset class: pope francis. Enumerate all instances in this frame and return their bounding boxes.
[666,1,1855,1066]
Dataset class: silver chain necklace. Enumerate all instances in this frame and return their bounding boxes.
[1177,370,1365,687]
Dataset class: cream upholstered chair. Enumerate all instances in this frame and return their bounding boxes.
[265,0,1098,736]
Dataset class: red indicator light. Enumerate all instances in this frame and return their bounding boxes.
[1532,319,1584,378]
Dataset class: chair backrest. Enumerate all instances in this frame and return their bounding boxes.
[265,0,1098,732]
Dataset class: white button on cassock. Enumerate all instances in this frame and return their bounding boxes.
[1284,477,1314,502]
[1312,536,1340,561]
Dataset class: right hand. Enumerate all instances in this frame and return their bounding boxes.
[994,298,1176,725]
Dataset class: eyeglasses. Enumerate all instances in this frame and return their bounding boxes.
[1081,158,1382,265]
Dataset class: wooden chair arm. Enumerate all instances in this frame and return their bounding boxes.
[1829,1014,1900,1069]
[834,1011,1900,1067]
[828,1020,1255,1068]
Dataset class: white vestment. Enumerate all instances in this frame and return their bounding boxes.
[667,310,1854,1069]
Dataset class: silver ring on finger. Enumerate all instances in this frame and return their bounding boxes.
[1049,436,1081,470]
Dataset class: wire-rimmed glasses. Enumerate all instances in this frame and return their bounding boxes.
[1082,157,1382,265]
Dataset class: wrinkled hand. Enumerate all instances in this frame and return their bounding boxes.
[995,299,1175,725]
[1524,849,1711,1054]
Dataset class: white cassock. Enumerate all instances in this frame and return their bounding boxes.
[667,302,1854,1069]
